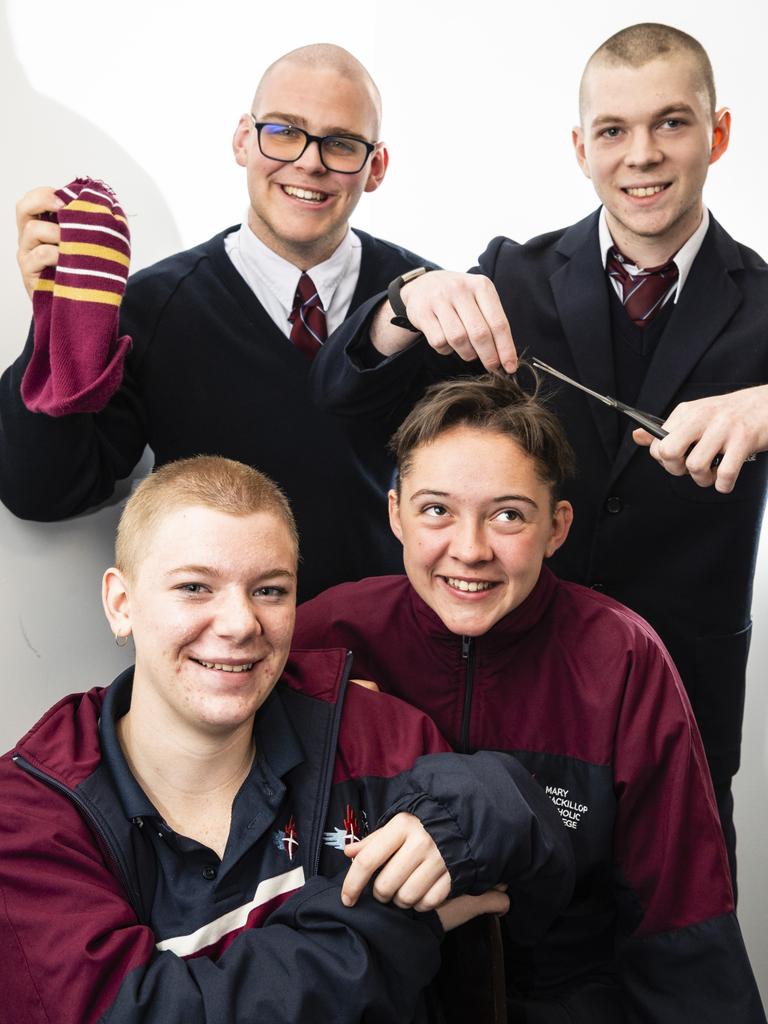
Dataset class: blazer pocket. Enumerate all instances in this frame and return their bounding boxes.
[692,624,751,783]
[662,382,767,504]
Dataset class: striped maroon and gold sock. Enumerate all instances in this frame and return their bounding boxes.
[21,177,132,416]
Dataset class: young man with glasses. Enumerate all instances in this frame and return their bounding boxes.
[2,43,433,600]
[310,23,768,877]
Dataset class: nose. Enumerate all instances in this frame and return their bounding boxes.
[294,138,326,175]
[213,588,262,642]
[624,128,662,169]
[449,518,493,566]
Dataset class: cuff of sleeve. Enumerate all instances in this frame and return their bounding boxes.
[379,792,478,897]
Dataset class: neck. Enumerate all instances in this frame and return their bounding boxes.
[606,202,703,268]
[247,211,346,270]
[118,683,256,819]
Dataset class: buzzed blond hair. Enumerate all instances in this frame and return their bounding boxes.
[116,456,299,579]
[580,23,717,119]
[252,43,382,138]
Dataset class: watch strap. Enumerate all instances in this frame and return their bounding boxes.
[387,267,432,332]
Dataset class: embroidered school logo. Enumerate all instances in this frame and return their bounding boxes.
[273,815,299,860]
[323,803,367,850]
[544,786,590,831]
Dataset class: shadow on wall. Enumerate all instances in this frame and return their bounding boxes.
[0,7,179,749]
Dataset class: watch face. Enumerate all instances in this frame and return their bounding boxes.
[402,267,428,283]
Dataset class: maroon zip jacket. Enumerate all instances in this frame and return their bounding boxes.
[0,649,573,1024]
[294,569,765,1023]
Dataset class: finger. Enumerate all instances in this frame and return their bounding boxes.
[374,847,447,906]
[350,677,380,692]
[432,295,511,370]
[19,242,60,275]
[418,309,455,356]
[653,435,692,477]
[475,284,517,372]
[431,302,484,364]
[411,870,452,912]
[16,187,64,236]
[436,890,510,932]
[632,427,655,449]
[340,829,402,906]
[18,217,61,256]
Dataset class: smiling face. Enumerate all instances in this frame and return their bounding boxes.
[103,505,297,738]
[573,54,730,265]
[232,61,387,268]
[389,426,573,637]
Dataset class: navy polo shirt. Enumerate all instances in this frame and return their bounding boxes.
[99,671,306,947]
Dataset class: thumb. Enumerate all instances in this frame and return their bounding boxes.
[633,427,654,448]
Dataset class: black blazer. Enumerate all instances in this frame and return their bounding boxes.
[313,210,768,787]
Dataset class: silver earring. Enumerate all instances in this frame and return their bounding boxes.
[114,633,130,648]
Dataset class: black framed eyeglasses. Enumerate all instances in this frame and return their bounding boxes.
[251,117,376,174]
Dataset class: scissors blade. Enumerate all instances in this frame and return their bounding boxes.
[531,358,619,410]
[532,357,668,440]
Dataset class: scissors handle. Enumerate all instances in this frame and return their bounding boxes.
[619,406,667,440]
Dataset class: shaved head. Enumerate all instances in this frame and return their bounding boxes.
[580,23,716,122]
[253,43,382,138]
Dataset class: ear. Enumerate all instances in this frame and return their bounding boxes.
[572,126,591,180]
[709,108,731,166]
[102,567,133,638]
[544,501,573,558]
[363,143,389,194]
[388,488,404,543]
[232,114,253,168]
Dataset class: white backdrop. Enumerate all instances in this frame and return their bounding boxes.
[1,0,766,994]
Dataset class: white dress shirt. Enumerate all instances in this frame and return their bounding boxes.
[224,219,362,339]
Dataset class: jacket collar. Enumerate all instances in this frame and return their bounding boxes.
[407,565,560,649]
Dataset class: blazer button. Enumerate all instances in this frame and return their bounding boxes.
[202,865,217,881]
[605,496,623,514]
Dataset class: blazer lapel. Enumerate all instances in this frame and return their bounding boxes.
[610,217,744,482]
[550,212,618,462]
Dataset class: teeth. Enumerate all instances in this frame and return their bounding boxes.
[625,185,666,197]
[283,185,325,202]
[197,660,254,673]
[446,577,494,593]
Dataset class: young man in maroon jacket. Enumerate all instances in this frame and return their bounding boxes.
[294,373,765,1023]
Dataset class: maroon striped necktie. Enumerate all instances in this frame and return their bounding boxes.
[606,247,679,328]
[288,273,327,359]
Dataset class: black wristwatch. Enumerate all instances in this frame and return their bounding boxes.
[387,267,432,331]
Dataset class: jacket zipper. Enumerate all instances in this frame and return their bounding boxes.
[309,650,354,878]
[13,754,144,918]
[459,635,475,753]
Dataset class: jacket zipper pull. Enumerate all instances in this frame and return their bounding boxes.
[461,635,472,660]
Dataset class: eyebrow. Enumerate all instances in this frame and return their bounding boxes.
[257,111,370,142]
[591,103,697,128]
[409,489,539,509]
[165,564,296,581]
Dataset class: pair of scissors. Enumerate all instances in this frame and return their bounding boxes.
[531,358,667,438]
[530,358,751,468]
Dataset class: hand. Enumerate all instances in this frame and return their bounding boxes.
[370,270,517,373]
[633,385,768,493]
[340,811,451,910]
[16,187,65,299]
[436,885,509,932]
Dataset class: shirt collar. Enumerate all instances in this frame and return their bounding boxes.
[598,206,710,301]
[237,220,358,317]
